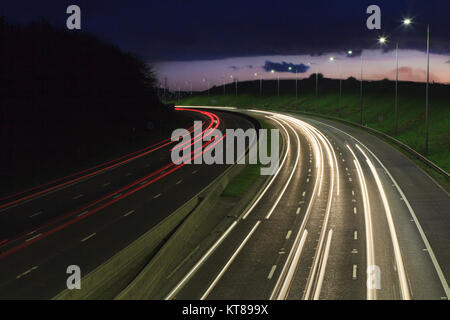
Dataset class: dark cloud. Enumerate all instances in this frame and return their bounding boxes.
[2,0,450,62]
[262,61,310,73]
[229,65,254,70]
[446,60,450,64]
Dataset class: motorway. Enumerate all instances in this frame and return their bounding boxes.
[0,108,254,299]
[167,108,450,300]
[1,106,448,300]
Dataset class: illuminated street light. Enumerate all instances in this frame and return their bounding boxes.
[403,18,412,25]
[348,50,353,55]
[378,36,387,44]
[329,57,343,114]
[378,34,399,136]
[401,17,431,155]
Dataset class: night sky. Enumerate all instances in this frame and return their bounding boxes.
[3,0,450,89]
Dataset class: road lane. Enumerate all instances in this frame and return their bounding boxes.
[169,108,449,300]
[0,109,255,299]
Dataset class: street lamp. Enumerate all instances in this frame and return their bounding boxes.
[425,24,430,156]
[289,66,299,99]
[271,69,279,96]
[254,72,262,96]
[202,78,209,96]
[397,17,429,155]
[359,52,364,125]
[222,77,226,95]
[379,34,399,135]
[329,56,343,114]
[378,36,387,44]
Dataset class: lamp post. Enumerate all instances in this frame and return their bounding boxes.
[359,52,364,125]
[254,72,262,96]
[202,78,209,96]
[398,18,430,155]
[395,41,399,135]
[270,69,276,96]
[277,74,280,96]
[425,24,430,156]
[329,56,344,115]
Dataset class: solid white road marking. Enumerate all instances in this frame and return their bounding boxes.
[356,144,411,300]
[313,120,450,298]
[313,229,333,300]
[272,230,309,300]
[201,221,261,300]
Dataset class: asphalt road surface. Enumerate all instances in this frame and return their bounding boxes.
[0,108,254,299]
[169,108,449,300]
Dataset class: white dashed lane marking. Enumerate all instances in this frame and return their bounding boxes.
[352,265,358,279]
[286,230,292,240]
[25,233,42,242]
[81,233,96,242]
[267,265,277,280]
[16,266,39,279]
[29,211,42,218]
[124,210,135,217]
[78,210,89,217]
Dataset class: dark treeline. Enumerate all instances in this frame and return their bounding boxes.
[209,73,450,98]
[0,18,172,194]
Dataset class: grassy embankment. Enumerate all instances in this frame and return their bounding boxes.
[221,118,274,197]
